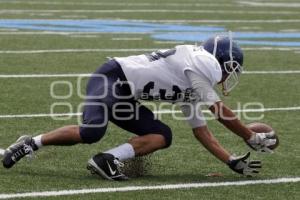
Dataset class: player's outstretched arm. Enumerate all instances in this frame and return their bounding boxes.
[192,126,230,163]
[193,126,262,176]
[209,101,253,140]
[209,101,275,153]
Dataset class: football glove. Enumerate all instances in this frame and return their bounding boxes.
[246,132,277,153]
[227,152,262,176]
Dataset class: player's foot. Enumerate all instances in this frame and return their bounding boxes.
[87,153,128,181]
[2,135,38,168]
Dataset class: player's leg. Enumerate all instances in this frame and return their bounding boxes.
[108,103,172,159]
[37,125,82,146]
[85,60,135,180]
[87,102,172,180]
[2,60,120,169]
[1,125,84,168]
[2,99,109,169]
[41,60,122,146]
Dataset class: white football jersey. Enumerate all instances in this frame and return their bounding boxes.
[115,45,222,103]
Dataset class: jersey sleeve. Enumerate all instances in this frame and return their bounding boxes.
[185,70,221,107]
[180,103,207,128]
[180,70,221,128]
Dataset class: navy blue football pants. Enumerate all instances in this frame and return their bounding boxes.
[79,60,172,147]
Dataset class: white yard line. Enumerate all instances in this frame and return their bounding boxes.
[243,47,300,51]
[239,1,300,8]
[133,19,300,23]
[0,106,300,119]
[0,113,81,119]
[154,41,185,44]
[0,1,235,7]
[0,47,300,54]
[69,35,98,38]
[0,70,300,79]
[0,31,149,35]
[3,1,300,8]
[0,0,278,8]
[0,49,155,54]
[0,19,300,23]
[0,9,298,15]
[0,74,91,78]
[111,37,143,41]
[0,177,299,199]
[243,70,300,74]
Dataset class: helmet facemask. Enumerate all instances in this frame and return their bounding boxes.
[213,33,243,96]
[222,60,243,96]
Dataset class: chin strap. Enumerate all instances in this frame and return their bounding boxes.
[222,83,229,96]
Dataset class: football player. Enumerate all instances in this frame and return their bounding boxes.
[2,35,275,180]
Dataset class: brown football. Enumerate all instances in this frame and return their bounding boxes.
[246,122,279,150]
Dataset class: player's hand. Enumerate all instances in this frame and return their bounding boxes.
[246,132,276,153]
[227,152,262,176]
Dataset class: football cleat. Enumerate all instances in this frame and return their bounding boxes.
[87,153,128,181]
[2,135,38,169]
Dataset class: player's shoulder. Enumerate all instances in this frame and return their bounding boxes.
[177,45,218,61]
[185,46,222,85]
[192,46,218,61]
[172,44,195,52]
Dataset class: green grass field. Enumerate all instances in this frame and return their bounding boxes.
[0,0,299,199]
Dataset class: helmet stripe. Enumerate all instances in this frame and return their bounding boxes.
[213,36,219,56]
[229,31,233,61]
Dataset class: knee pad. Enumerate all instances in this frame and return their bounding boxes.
[79,126,106,144]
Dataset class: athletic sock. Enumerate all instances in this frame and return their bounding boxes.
[104,143,135,161]
[33,135,43,149]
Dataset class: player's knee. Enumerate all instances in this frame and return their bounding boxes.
[79,126,106,144]
[160,125,173,148]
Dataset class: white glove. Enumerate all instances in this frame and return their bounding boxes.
[228,152,262,176]
[247,131,277,153]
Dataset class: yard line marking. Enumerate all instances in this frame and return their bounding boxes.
[243,47,300,51]
[158,107,300,114]
[1,70,300,78]
[239,1,300,8]
[239,26,262,30]
[0,9,298,15]
[243,70,300,74]
[154,41,185,44]
[1,106,300,119]
[111,37,143,41]
[4,1,300,8]
[0,177,299,199]
[0,113,81,119]
[0,74,91,78]
[0,49,155,54]
[0,1,236,7]
[280,29,300,33]
[69,35,98,38]
[0,31,149,35]
[0,47,300,54]
[132,19,300,23]
[1,19,300,23]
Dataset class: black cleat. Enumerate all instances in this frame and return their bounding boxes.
[2,135,38,169]
[87,153,128,181]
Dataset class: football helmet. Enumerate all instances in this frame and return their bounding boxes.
[202,34,243,95]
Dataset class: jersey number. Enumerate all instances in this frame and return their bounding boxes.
[141,81,182,101]
[143,48,191,101]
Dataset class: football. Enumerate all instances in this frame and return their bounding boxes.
[247,122,279,150]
